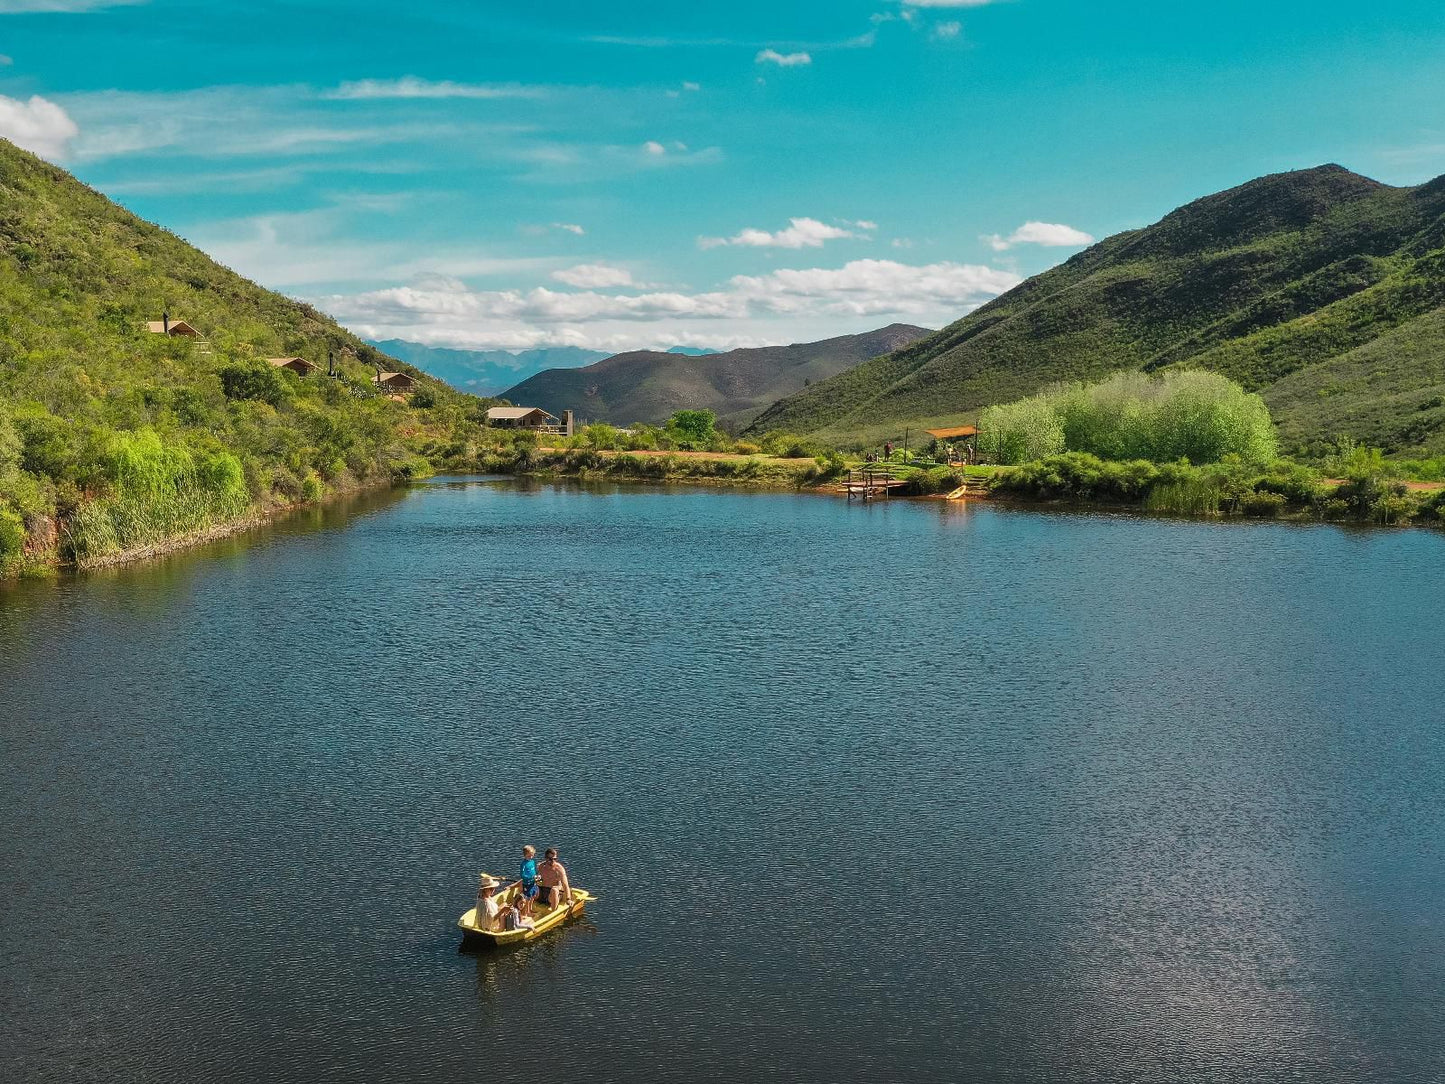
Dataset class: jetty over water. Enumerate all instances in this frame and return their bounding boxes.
[838,467,909,501]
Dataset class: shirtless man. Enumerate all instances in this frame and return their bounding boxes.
[536,847,572,909]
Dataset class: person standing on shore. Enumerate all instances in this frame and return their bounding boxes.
[884,441,893,462]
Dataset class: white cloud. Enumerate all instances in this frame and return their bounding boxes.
[185,207,556,289]
[317,257,1019,351]
[0,93,78,160]
[552,222,586,235]
[756,49,812,67]
[0,0,145,11]
[931,21,962,39]
[325,77,542,101]
[58,85,465,162]
[853,219,879,231]
[902,1,1001,7]
[551,264,636,289]
[643,140,667,155]
[700,216,862,250]
[682,81,701,91]
[985,221,1095,251]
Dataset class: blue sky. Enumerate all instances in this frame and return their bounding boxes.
[3,0,1444,351]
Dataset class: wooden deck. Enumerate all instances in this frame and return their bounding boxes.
[838,468,909,500]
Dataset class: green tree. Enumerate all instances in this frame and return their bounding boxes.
[666,409,716,449]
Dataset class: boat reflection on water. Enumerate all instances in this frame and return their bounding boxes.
[467,918,601,1012]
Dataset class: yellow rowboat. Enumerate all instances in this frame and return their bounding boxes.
[457,874,595,946]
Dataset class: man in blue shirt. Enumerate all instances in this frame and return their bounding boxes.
[518,844,540,916]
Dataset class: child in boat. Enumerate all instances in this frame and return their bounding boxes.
[518,845,540,917]
[503,900,535,931]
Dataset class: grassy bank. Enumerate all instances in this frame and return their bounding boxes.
[987,450,1445,526]
[478,445,839,488]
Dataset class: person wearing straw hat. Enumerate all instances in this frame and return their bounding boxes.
[476,874,505,931]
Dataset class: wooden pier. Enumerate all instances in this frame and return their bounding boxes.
[839,467,909,501]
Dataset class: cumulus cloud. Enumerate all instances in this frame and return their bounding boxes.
[931,21,962,39]
[552,222,585,235]
[325,77,543,100]
[643,140,667,155]
[985,221,1095,251]
[551,264,636,288]
[0,93,79,160]
[756,49,812,67]
[700,216,862,250]
[317,257,1020,350]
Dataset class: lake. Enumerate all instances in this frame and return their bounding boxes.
[3,478,1443,1083]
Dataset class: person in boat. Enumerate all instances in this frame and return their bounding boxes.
[504,897,535,932]
[476,874,504,931]
[518,845,540,917]
[536,847,572,909]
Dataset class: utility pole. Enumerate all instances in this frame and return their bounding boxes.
[903,427,910,461]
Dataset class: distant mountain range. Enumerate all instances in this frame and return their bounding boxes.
[749,165,1445,455]
[499,324,932,428]
[368,341,608,395]
[370,340,722,394]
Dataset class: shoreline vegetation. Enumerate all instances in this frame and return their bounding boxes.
[5,401,1439,586]
[7,382,1445,582]
[470,395,1444,528]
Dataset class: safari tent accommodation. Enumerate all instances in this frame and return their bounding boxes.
[485,406,567,435]
[373,371,417,393]
[146,318,200,337]
[267,357,318,375]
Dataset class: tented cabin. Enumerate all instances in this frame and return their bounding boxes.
[374,371,417,393]
[267,357,318,375]
[485,406,564,434]
[146,318,200,337]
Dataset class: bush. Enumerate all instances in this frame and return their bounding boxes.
[0,506,25,564]
[583,423,621,450]
[1241,491,1288,517]
[665,409,716,449]
[980,370,1277,465]
[218,360,289,406]
[813,450,847,481]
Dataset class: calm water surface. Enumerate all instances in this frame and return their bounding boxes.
[3,479,1443,1083]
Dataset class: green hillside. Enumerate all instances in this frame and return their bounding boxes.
[0,139,491,573]
[748,165,1445,454]
[500,324,931,428]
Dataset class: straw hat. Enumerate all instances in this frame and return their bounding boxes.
[477,874,503,891]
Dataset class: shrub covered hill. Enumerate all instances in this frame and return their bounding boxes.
[0,139,494,573]
[499,323,931,429]
[749,165,1445,455]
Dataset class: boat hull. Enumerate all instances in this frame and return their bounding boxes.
[458,876,592,946]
